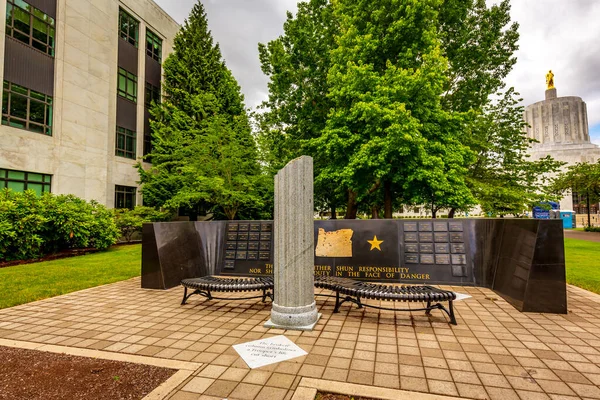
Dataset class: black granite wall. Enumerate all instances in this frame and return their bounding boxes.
[142,219,567,314]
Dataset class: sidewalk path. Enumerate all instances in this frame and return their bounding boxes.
[564,230,600,242]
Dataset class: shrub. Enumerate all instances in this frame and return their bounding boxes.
[584,226,600,232]
[114,206,173,242]
[0,190,120,262]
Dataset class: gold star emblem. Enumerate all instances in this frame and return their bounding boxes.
[367,235,383,251]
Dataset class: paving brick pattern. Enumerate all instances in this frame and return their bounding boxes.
[1,278,600,400]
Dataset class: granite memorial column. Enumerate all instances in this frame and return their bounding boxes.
[265,156,320,330]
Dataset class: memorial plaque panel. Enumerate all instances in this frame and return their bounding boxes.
[421,254,435,264]
[434,233,449,242]
[452,265,467,277]
[224,260,235,270]
[434,222,448,231]
[405,254,419,264]
[420,243,434,253]
[404,222,417,232]
[405,244,418,253]
[449,222,463,231]
[419,222,433,231]
[221,221,274,276]
[452,254,467,265]
[419,232,433,242]
[450,232,464,242]
[435,243,449,253]
[451,243,465,253]
[436,254,450,265]
[405,233,418,242]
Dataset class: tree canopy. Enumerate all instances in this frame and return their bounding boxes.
[138,2,268,220]
[258,0,549,218]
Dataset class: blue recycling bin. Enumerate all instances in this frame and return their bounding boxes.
[560,211,574,229]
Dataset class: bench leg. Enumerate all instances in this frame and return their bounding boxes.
[425,300,432,315]
[356,296,363,309]
[261,289,273,303]
[448,300,457,325]
[181,287,188,305]
[334,291,341,313]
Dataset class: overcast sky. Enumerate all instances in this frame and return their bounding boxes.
[154,0,600,145]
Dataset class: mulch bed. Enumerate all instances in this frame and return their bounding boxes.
[0,346,176,400]
[317,392,381,400]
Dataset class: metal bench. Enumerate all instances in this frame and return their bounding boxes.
[180,276,274,305]
[314,276,457,325]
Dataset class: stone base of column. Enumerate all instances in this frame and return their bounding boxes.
[264,301,321,331]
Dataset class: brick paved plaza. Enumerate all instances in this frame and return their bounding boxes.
[1,278,600,400]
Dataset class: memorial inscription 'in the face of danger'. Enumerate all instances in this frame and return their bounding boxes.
[232,335,308,369]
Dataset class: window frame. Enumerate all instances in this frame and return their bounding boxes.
[115,185,136,209]
[5,0,56,56]
[118,8,139,48]
[0,168,51,195]
[144,82,160,108]
[2,80,53,135]
[115,126,137,159]
[146,29,162,63]
[118,68,138,103]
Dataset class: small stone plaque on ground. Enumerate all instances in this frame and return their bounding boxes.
[233,335,308,369]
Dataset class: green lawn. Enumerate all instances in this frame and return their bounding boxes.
[0,244,141,309]
[565,238,600,294]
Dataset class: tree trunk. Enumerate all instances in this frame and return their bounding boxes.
[431,205,437,219]
[371,205,380,219]
[330,205,337,220]
[587,189,591,227]
[448,208,456,219]
[384,181,393,219]
[345,189,358,219]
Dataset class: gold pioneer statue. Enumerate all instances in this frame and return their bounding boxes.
[546,70,555,90]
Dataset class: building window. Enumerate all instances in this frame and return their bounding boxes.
[0,168,51,195]
[118,68,137,103]
[146,29,162,63]
[143,132,153,158]
[5,0,55,56]
[118,8,138,47]
[145,82,160,108]
[116,126,136,159]
[115,185,136,209]
[2,81,53,135]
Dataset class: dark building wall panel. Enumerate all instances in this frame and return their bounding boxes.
[3,37,55,96]
[144,109,151,134]
[118,39,138,74]
[145,56,161,87]
[26,0,56,19]
[116,97,137,131]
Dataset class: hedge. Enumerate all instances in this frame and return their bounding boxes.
[0,190,120,262]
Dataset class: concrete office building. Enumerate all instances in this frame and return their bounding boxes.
[0,0,179,208]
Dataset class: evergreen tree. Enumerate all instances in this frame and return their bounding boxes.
[138,1,266,220]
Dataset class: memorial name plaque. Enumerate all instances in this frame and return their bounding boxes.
[222,221,274,276]
[220,219,473,284]
[233,335,308,369]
